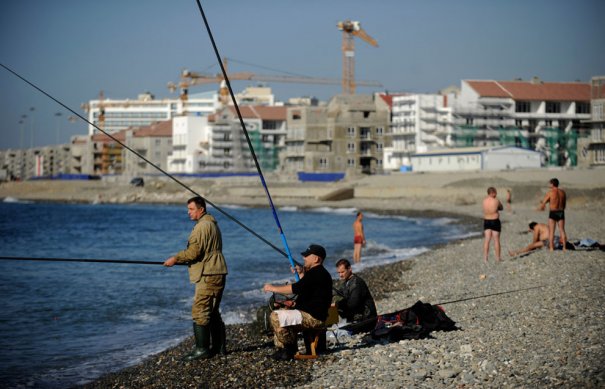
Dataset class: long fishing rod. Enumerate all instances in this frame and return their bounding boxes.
[0,62,287,259]
[436,284,546,306]
[0,256,187,266]
[195,0,300,280]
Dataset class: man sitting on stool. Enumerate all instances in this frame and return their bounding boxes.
[263,244,332,360]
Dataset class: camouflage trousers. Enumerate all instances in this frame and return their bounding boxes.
[269,309,324,348]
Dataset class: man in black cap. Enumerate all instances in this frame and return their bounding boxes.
[263,244,333,360]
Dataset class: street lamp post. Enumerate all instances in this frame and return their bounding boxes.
[55,112,63,145]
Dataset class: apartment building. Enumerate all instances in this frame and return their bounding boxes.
[123,120,173,176]
[83,91,220,137]
[384,78,592,171]
[453,78,591,166]
[207,105,288,172]
[0,144,75,180]
[284,94,390,176]
[387,93,452,170]
[578,76,605,166]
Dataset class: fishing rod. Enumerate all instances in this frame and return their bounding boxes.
[0,62,288,260]
[194,0,300,280]
[436,284,546,306]
[0,256,187,266]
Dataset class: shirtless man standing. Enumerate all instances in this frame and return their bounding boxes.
[482,187,503,263]
[539,178,567,251]
[352,212,366,263]
[508,222,550,257]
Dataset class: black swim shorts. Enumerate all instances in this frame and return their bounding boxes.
[549,210,565,221]
[483,219,501,232]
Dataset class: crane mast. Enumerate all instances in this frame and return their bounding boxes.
[337,20,378,95]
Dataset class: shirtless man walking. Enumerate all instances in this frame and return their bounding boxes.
[508,222,550,257]
[352,212,366,263]
[482,187,503,263]
[539,178,567,251]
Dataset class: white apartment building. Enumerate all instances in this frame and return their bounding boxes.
[387,93,453,170]
[385,78,592,171]
[167,116,211,174]
[83,91,220,136]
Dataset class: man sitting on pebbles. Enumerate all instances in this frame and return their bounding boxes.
[263,244,332,360]
[508,221,550,257]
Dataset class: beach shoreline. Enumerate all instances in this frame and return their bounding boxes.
[2,169,604,388]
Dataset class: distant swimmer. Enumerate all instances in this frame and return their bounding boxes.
[482,187,504,263]
[539,178,568,251]
[352,212,366,263]
[508,222,550,257]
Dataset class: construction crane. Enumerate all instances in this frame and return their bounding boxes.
[337,20,378,95]
[167,58,382,104]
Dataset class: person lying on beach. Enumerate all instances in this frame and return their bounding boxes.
[508,221,550,257]
[262,244,332,361]
[332,258,377,333]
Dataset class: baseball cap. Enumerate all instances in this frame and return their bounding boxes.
[300,244,326,260]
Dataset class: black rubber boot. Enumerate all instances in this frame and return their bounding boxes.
[271,342,298,361]
[182,323,212,362]
[210,318,227,356]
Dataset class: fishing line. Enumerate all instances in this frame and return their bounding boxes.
[436,284,546,306]
[0,62,288,259]
[0,255,187,266]
[194,0,299,280]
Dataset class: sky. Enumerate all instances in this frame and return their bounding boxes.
[1,0,604,150]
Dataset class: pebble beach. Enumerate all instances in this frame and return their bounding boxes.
[1,168,604,388]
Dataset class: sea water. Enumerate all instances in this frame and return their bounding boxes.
[0,200,475,388]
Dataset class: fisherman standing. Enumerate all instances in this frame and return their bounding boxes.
[164,196,228,361]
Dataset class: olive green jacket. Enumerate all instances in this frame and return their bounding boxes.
[175,213,228,283]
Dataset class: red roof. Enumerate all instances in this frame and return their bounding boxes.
[228,105,287,120]
[466,80,590,101]
[91,129,126,142]
[133,120,173,137]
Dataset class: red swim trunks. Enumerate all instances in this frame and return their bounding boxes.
[354,235,364,244]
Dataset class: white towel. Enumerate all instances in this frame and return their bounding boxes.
[276,309,303,327]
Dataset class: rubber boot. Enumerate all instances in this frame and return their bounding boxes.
[182,323,212,362]
[210,318,227,356]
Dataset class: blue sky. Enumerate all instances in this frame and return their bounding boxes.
[1,0,604,149]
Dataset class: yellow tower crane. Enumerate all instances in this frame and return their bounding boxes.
[168,58,382,105]
[337,20,378,95]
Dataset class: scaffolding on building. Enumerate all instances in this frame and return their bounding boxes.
[248,130,278,171]
[542,127,578,167]
[452,125,478,147]
[499,127,529,149]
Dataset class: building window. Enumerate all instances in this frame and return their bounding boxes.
[319,158,328,169]
[595,145,605,163]
[347,143,355,153]
[516,101,531,113]
[575,102,590,114]
[347,127,355,137]
[347,158,355,167]
[376,127,383,136]
[466,118,474,125]
[377,143,383,151]
[545,102,561,113]
[263,120,278,130]
[292,111,301,120]
[515,120,523,128]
